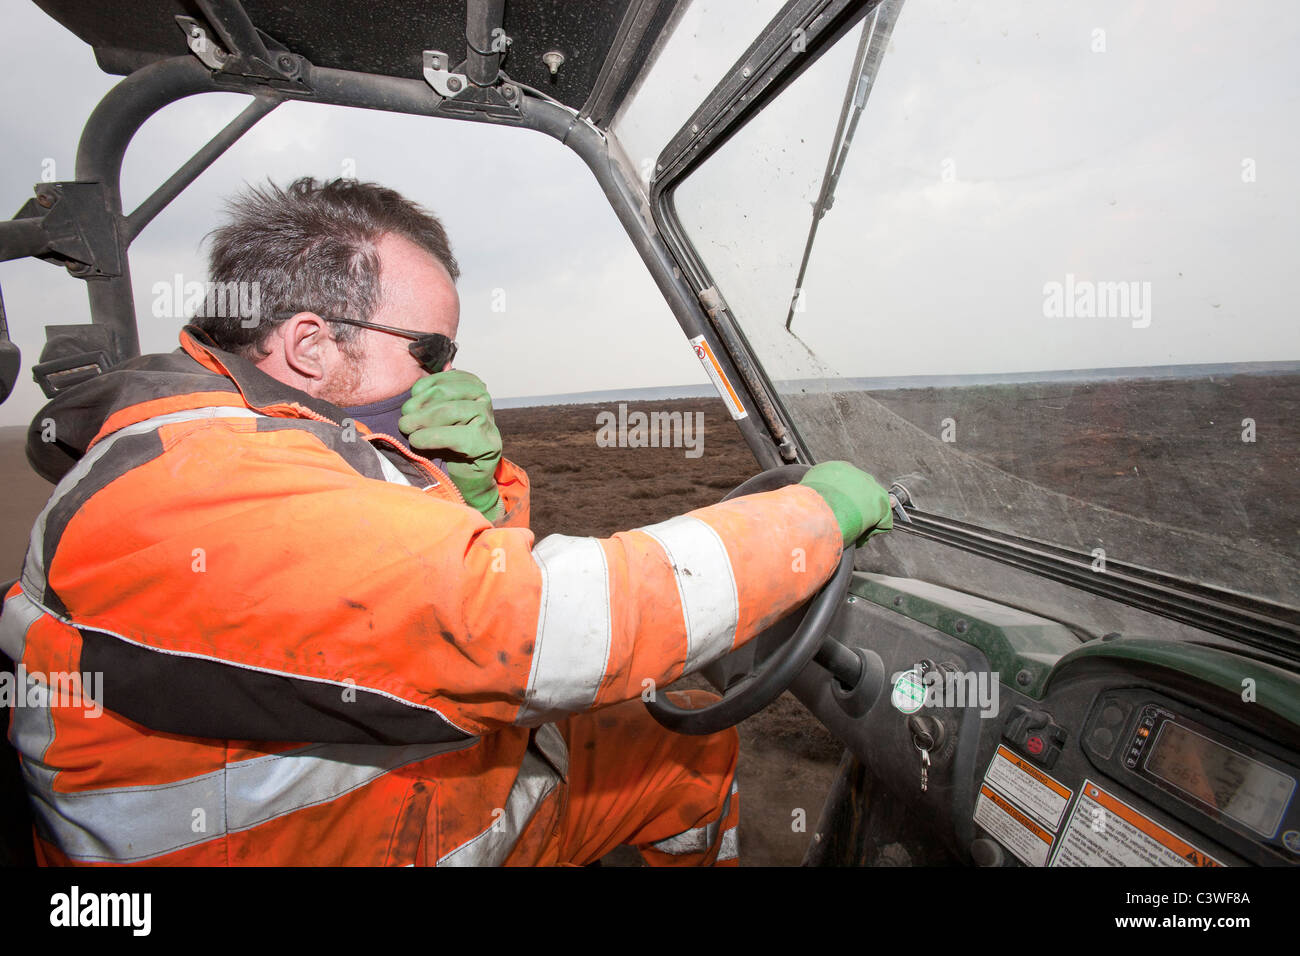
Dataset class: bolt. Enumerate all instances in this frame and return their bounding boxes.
[690,123,699,134]
[503,84,516,100]
[277,54,295,72]
[1015,669,1032,686]
[542,51,566,76]
[446,76,463,93]
[893,595,903,607]
[742,66,752,78]
[954,618,968,634]
[36,191,53,208]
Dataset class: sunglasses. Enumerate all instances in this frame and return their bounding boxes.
[275,312,457,374]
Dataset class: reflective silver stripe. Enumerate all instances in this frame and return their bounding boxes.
[637,515,739,672]
[649,825,711,856]
[436,745,562,866]
[22,406,261,604]
[14,729,457,863]
[649,777,738,858]
[717,825,739,862]
[531,722,570,779]
[2,592,54,765]
[226,743,462,831]
[517,535,612,726]
[0,588,44,663]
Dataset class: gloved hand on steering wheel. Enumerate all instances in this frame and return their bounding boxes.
[799,460,893,547]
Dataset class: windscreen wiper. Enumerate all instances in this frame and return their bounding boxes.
[785,0,903,332]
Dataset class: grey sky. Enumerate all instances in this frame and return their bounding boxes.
[673,0,1300,382]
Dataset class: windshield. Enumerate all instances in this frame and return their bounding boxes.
[667,0,1300,617]
[611,0,788,188]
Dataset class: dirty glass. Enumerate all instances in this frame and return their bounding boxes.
[672,0,1300,614]
[610,0,787,189]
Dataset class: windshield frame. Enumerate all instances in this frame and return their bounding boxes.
[646,0,887,462]
[636,0,1300,657]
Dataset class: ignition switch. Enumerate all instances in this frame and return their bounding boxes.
[908,713,946,793]
[907,713,946,752]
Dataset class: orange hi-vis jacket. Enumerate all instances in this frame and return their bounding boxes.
[1,327,843,865]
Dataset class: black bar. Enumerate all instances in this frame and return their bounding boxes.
[813,636,863,688]
[196,0,272,66]
[465,0,506,87]
[0,217,48,264]
[125,94,281,241]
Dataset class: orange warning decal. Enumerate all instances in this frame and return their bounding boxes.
[1082,782,1223,866]
[979,784,1053,845]
[995,745,1072,800]
[689,334,747,419]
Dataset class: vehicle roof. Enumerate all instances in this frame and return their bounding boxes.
[33,0,682,125]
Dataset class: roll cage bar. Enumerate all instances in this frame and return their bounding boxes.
[0,0,876,474]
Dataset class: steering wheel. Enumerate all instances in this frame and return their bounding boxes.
[645,464,854,735]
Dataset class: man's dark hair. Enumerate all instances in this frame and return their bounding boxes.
[194,177,459,357]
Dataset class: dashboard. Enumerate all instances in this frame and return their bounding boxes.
[788,573,1300,867]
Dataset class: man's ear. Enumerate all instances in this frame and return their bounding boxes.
[282,312,332,382]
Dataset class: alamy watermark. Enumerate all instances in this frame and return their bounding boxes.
[892,667,1000,718]
[0,666,103,718]
[50,886,150,936]
[152,274,262,326]
[596,403,704,459]
[1042,273,1151,328]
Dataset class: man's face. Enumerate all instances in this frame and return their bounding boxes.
[317,232,460,406]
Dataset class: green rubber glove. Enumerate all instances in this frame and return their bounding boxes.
[399,370,503,521]
[799,461,893,548]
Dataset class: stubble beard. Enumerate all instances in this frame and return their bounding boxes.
[315,348,368,407]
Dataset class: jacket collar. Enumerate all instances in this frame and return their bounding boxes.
[177,324,354,426]
[26,327,357,483]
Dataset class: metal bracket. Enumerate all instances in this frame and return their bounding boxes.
[888,481,914,524]
[423,51,470,98]
[174,12,308,89]
[423,51,521,115]
[12,182,122,278]
[177,16,230,70]
[698,285,728,318]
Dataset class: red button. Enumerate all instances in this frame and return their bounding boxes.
[1026,735,1044,755]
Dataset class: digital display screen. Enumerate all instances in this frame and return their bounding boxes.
[1146,721,1295,837]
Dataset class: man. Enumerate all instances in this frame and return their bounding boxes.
[2,177,892,866]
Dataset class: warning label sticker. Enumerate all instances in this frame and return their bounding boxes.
[689,335,748,421]
[1051,779,1225,867]
[974,784,1055,867]
[983,745,1073,831]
